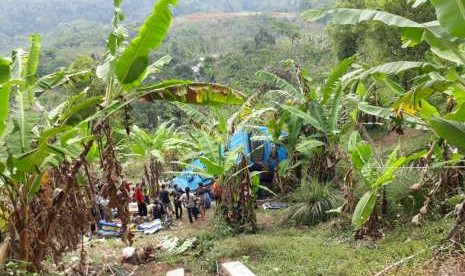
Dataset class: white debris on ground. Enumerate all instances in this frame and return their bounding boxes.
[159,236,197,255]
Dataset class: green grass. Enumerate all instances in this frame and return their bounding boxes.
[150,211,452,275]
[64,209,453,275]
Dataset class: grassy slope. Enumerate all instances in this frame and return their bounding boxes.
[78,209,452,276]
[181,213,451,275]
[71,132,447,276]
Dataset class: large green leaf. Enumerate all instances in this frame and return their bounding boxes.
[374,146,406,188]
[198,156,224,176]
[256,70,302,101]
[358,102,393,119]
[328,86,343,134]
[422,27,465,64]
[0,57,10,85]
[352,191,377,229]
[115,0,177,85]
[375,75,405,95]
[358,102,426,126]
[13,126,78,173]
[303,8,423,28]
[48,93,102,125]
[347,132,373,172]
[304,9,465,64]
[430,117,465,153]
[24,34,41,88]
[135,82,244,105]
[282,105,324,132]
[352,143,373,171]
[321,56,354,104]
[121,55,172,91]
[0,84,11,137]
[446,103,465,122]
[430,0,465,38]
[347,131,361,153]
[33,70,87,95]
[356,62,435,80]
[295,139,325,156]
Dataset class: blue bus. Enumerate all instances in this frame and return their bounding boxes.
[173,127,287,191]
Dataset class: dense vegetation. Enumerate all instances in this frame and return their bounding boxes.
[2,0,465,274]
[0,0,333,56]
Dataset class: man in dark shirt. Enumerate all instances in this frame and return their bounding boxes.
[159,184,173,217]
[172,184,183,220]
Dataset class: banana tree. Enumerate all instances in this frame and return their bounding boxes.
[124,122,189,196]
[186,126,257,233]
[174,102,262,232]
[304,0,465,243]
[256,57,354,183]
[84,0,244,245]
[0,35,106,270]
[348,131,426,238]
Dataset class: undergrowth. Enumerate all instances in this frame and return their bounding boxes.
[282,179,341,227]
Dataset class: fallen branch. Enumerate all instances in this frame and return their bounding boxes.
[128,266,139,276]
[374,254,418,276]
[107,264,116,276]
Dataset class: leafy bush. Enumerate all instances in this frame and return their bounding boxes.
[283,179,339,226]
[386,169,426,218]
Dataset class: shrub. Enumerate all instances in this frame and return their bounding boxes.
[283,179,339,226]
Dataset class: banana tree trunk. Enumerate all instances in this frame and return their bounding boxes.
[219,154,257,233]
[0,235,10,271]
[144,164,152,193]
[447,199,465,246]
[149,155,160,197]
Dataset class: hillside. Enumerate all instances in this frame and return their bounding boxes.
[0,0,335,54]
[3,1,465,275]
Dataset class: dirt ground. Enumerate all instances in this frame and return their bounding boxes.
[172,12,297,27]
[74,208,216,276]
[63,203,465,276]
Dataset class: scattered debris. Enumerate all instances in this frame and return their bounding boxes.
[136,219,162,235]
[163,217,174,230]
[159,236,197,255]
[121,246,157,265]
[167,268,185,276]
[220,261,256,276]
[100,220,122,231]
[129,202,139,214]
[159,236,179,252]
[98,220,122,237]
[262,203,288,210]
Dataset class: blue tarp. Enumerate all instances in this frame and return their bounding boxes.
[173,127,287,191]
[173,159,213,191]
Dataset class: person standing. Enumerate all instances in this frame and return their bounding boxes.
[152,198,164,220]
[134,183,147,217]
[159,184,173,217]
[180,187,197,223]
[123,181,131,193]
[197,184,207,221]
[172,184,183,220]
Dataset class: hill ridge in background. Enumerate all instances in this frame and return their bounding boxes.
[0,0,335,53]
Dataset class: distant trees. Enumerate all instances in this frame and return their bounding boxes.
[254,28,276,49]
[330,0,436,64]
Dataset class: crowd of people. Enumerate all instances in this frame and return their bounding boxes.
[89,177,217,239]
[131,180,214,224]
